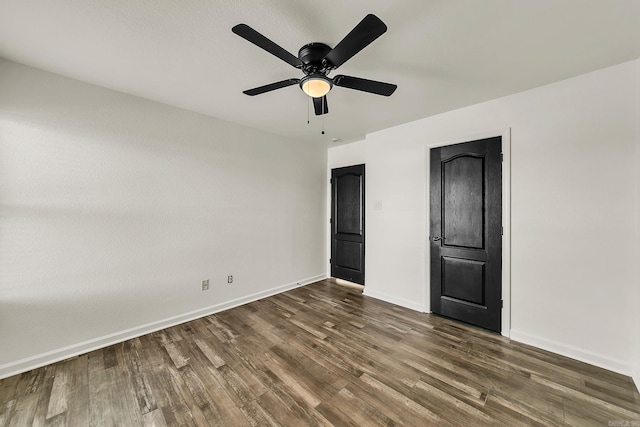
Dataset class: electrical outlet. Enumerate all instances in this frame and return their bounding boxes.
[201,279,209,291]
[227,275,233,284]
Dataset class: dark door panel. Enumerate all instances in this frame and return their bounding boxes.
[331,164,365,285]
[441,257,486,305]
[336,174,362,235]
[430,137,502,332]
[335,240,363,271]
[443,155,485,249]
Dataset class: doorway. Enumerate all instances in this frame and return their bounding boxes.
[330,164,365,285]
[429,136,503,332]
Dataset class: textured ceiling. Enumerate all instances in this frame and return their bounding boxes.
[1,0,640,144]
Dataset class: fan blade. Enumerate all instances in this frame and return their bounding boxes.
[232,24,303,68]
[313,96,329,115]
[243,79,300,96]
[333,75,397,96]
[323,14,387,69]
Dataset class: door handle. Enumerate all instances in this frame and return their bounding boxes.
[431,236,445,242]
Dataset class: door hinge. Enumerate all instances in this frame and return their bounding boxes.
[501,300,503,308]
[501,152,503,162]
[330,218,333,224]
[501,226,504,236]
[329,258,332,264]
[330,178,333,184]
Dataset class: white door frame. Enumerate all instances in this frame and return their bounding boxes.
[424,128,511,337]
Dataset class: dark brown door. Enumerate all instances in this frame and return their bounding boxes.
[430,137,502,332]
[331,164,365,285]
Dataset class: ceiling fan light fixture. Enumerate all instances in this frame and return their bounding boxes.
[300,75,332,98]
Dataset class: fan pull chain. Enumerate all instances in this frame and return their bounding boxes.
[321,96,325,135]
[307,96,310,124]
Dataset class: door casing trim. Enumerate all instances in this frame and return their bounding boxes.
[425,128,511,337]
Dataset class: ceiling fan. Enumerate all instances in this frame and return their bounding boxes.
[232,14,397,116]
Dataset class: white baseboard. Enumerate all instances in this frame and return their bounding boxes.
[363,288,427,312]
[0,274,326,380]
[510,329,633,377]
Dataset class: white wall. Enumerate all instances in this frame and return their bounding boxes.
[329,60,639,377]
[0,59,327,378]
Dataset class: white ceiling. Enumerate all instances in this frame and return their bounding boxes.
[1,0,640,144]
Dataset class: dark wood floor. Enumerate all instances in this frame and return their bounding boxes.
[1,280,639,426]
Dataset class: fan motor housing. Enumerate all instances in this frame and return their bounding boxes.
[298,43,332,74]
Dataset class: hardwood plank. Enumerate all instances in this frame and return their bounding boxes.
[0,399,17,427]
[357,373,444,424]
[483,394,564,426]
[176,365,224,424]
[141,408,167,427]
[45,356,87,423]
[102,347,118,370]
[239,398,280,427]
[254,388,332,427]
[162,364,209,426]
[326,387,397,427]
[314,401,360,427]
[88,366,140,427]
[6,393,39,427]
[0,375,20,405]
[119,340,157,416]
[23,364,56,427]
[269,344,349,403]
[260,351,323,409]
[411,379,496,424]
[45,365,69,419]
